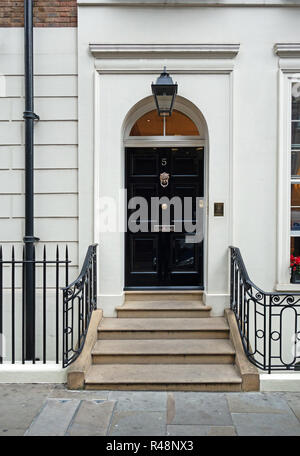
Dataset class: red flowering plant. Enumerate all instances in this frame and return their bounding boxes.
[290,254,300,274]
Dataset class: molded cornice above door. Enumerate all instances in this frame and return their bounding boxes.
[275,44,300,59]
[89,44,240,60]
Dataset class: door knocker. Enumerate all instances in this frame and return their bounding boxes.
[160,172,170,188]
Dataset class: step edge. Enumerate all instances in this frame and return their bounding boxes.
[116,306,212,311]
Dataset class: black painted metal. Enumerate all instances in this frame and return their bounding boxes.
[152,67,178,117]
[0,247,2,364]
[0,245,69,364]
[62,244,98,368]
[23,0,40,361]
[230,246,300,372]
[125,147,204,287]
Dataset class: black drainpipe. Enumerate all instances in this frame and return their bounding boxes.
[23,0,39,361]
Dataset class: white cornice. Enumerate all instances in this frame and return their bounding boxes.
[89,44,240,59]
[274,44,300,58]
[79,0,300,7]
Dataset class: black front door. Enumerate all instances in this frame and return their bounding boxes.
[125,147,204,288]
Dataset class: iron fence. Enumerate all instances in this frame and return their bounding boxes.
[230,246,300,372]
[0,245,70,364]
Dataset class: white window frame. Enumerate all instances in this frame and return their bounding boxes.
[277,70,300,290]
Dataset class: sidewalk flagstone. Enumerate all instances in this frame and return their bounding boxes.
[283,392,300,421]
[108,391,167,412]
[167,425,236,436]
[0,384,53,436]
[0,384,300,436]
[226,392,293,414]
[49,385,109,401]
[67,400,115,436]
[231,412,300,436]
[25,398,80,436]
[108,410,166,436]
[168,392,233,426]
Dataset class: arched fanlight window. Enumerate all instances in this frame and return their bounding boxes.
[130,109,199,136]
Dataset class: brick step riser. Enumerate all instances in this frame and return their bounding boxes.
[98,330,230,340]
[92,354,235,364]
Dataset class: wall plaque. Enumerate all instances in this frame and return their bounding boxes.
[214,202,224,217]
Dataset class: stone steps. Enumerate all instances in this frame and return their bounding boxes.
[68,296,259,392]
[98,317,230,340]
[124,291,204,301]
[74,294,261,392]
[117,301,211,318]
[92,338,235,364]
[85,364,242,391]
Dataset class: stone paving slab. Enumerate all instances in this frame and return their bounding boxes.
[49,384,109,400]
[67,400,115,436]
[0,428,26,436]
[108,391,167,412]
[283,392,300,421]
[0,385,300,436]
[167,425,237,436]
[168,392,233,426]
[0,384,53,435]
[226,392,294,414]
[109,410,166,436]
[231,412,300,436]
[25,398,80,436]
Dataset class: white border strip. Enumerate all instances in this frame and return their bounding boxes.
[79,0,300,7]
[0,364,67,383]
[260,373,300,391]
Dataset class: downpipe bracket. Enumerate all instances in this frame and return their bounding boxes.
[23,236,40,244]
[23,111,40,121]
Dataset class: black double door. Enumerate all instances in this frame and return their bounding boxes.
[125,147,204,288]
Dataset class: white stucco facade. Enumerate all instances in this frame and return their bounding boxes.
[1,1,300,385]
[74,1,300,316]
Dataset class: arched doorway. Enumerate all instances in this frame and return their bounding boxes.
[123,97,207,289]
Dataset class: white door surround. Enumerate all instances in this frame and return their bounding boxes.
[79,43,239,316]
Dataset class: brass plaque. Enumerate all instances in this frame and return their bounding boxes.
[153,225,175,232]
[214,202,224,217]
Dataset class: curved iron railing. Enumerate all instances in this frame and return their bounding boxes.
[62,244,98,368]
[230,246,300,372]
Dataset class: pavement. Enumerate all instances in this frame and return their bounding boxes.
[0,384,300,436]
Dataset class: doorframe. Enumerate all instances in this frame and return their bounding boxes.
[124,143,207,290]
[88,46,237,315]
[123,94,208,290]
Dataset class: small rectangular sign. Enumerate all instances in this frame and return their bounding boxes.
[153,225,175,232]
[214,202,224,217]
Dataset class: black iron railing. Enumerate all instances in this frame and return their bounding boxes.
[0,245,70,364]
[62,244,97,368]
[230,246,300,372]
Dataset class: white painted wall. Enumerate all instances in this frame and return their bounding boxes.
[77,4,300,315]
[1,3,300,369]
[0,28,79,270]
[0,28,79,362]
